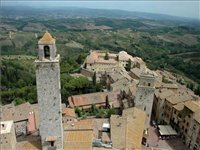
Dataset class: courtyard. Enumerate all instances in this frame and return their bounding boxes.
[142,125,189,150]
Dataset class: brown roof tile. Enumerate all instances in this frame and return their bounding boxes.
[184,101,200,112]
[193,110,200,124]
[68,91,119,107]
[173,103,184,111]
[64,108,76,117]
[111,107,145,150]
[63,119,94,150]
[38,31,55,44]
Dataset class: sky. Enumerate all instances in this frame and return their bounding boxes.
[2,1,200,20]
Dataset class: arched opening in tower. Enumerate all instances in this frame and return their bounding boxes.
[44,46,50,58]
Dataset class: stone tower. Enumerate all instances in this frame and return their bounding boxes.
[35,32,63,150]
[134,70,156,132]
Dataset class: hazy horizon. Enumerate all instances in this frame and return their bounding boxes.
[2,1,200,20]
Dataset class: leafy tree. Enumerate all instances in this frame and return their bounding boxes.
[75,107,82,117]
[96,108,106,118]
[106,108,116,118]
[76,54,84,64]
[187,83,194,91]
[14,98,25,105]
[194,85,200,96]
[91,104,98,115]
[92,72,96,85]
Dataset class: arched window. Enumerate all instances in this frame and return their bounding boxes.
[44,46,50,58]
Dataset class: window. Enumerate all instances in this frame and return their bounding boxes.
[187,123,189,126]
[144,106,146,111]
[148,83,151,86]
[50,141,54,147]
[44,46,50,58]
[185,129,188,133]
[193,124,196,130]
[174,110,176,114]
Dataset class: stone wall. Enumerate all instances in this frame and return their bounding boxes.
[0,122,16,150]
[134,73,156,131]
[36,60,63,150]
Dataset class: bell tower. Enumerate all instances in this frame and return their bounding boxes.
[35,31,63,150]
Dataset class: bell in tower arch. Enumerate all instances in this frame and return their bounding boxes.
[44,45,50,58]
[38,31,57,61]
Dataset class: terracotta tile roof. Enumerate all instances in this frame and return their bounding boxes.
[111,107,145,150]
[108,71,125,82]
[173,103,184,111]
[64,108,76,117]
[0,102,34,122]
[68,91,119,107]
[155,82,178,89]
[110,78,130,91]
[184,101,200,112]
[45,136,57,142]
[63,130,93,150]
[86,50,117,64]
[118,51,131,61]
[63,119,94,131]
[130,67,141,78]
[166,91,192,105]
[193,110,200,124]
[128,82,137,96]
[38,31,55,44]
[155,89,175,100]
[63,119,94,150]
[16,136,41,150]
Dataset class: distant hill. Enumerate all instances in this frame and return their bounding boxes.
[1,6,199,27]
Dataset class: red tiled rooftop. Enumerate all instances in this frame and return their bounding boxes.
[68,91,119,107]
[64,108,76,117]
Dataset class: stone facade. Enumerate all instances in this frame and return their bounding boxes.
[134,71,156,131]
[0,121,17,150]
[186,119,200,150]
[35,32,63,150]
[83,50,145,74]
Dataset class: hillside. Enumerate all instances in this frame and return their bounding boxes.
[1,7,200,105]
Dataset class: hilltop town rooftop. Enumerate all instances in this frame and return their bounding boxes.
[83,50,146,73]
[1,31,200,150]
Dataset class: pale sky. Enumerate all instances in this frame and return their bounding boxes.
[2,1,200,20]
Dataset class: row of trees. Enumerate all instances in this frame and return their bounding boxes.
[75,104,116,119]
